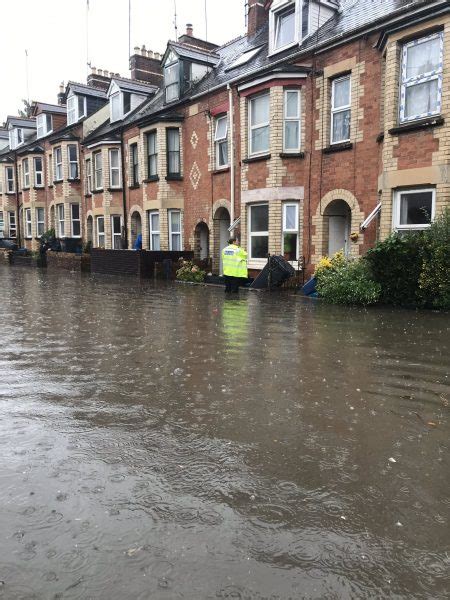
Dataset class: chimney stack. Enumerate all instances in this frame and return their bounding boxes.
[247,0,268,37]
[130,46,163,86]
[57,82,65,105]
[186,23,193,37]
[87,66,113,90]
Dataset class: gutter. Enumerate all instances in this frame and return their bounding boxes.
[227,84,235,231]
[13,151,21,247]
[120,128,128,249]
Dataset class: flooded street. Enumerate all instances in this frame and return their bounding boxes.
[0,264,449,600]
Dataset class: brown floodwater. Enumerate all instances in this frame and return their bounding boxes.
[0,264,449,599]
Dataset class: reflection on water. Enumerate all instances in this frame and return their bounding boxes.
[0,265,449,599]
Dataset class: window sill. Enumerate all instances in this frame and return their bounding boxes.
[22,187,30,191]
[129,183,141,189]
[166,174,183,181]
[91,189,104,195]
[322,142,353,155]
[53,179,63,184]
[68,178,81,183]
[48,185,53,189]
[279,152,305,159]
[242,154,271,164]
[212,167,230,175]
[143,176,159,183]
[388,116,444,136]
[107,187,123,192]
[6,192,16,196]
[85,193,92,198]
[33,186,45,190]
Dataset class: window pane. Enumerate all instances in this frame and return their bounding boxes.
[399,192,433,225]
[165,62,178,85]
[250,205,269,232]
[275,7,295,48]
[151,234,160,251]
[71,204,80,220]
[78,96,85,116]
[97,218,104,234]
[168,152,180,174]
[218,141,228,166]
[171,234,181,251]
[333,77,350,108]
[110,150,119,168]
[168,130,180,152]
[251,235,269,259]
[170,211,181,233]
[285,91,299,118]
[111,94,121,120]
[215,117,227,141]
[148,132,157,154]
[68,145,77,161]
[149,155,158,176]
[406,37,440,79]
[332,109,351,142]
[405,79,438,118]
[251,95,269,126]
[283,233,298,260]
[284,205,297,230]
[251,125,270,154]
[112,216,121,234]
[284,121,299,150]
[72,222,81,236]
[150,212,159,231]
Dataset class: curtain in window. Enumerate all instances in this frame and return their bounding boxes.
[284,121,299,150]
[167,130,180,174]
[333,78,350,108]
[405,79,438,119]
[284,205,297,230]
[406,37,440,78]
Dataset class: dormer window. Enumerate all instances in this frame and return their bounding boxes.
[110,91,132,123]
[9,128,24,150]
[270,0,302,55]
[36,114,53,139]
[67,94,87,125]
[164,52,180,103]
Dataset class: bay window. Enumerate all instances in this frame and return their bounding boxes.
[23,159,30,188]
[283,89,301,152]
[331,75,351,144]
[109,148,121,188]
[214,115,228,169]
[68,144,79,179]
[111,215,122,249]
[54,147,63,181]
[25,208,32,238]
[283,203,299,261]
[71,204,81,237]
[36,207,45,237]
[94,151,103,190]
[169,210,182,251]
[34,157,43,187]
[249,204,269,259]
[249,93,270,156]
[147,132,158,178]
[400,32,443,123]
[393,189,435,231]
[97,216,105,248]
[57,204,65,237]
[167,129,180,177]
[149,211,160,251]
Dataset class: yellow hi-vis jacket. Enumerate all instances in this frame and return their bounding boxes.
[222,244,248,278]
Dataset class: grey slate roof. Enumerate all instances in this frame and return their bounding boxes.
[110,77,159,95]
[65,81,107,99]
[6,116,36,129]
[33,102,66,114]
[167,41,221,67]
[0,128,8,139]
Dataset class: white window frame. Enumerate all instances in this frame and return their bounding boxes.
[393,188,436,231]
[71,203,81,238]
[109,148,121,189]
[249,93,270,157]
[269,0,300,55]
[23,158,30,188]
[36,114,53,139]
[6,167,14,193]
[47,154,53,185]
[57,204,65,237]
[68,144,79,180]
[283,89,301,153]
[96,216,105,248]
[34,157,44,187]
[67,94,86,125]
[282,202,299,262]
[94,151,103,190]
[54,146,63,181]
[9,212,17,238]
[168,209,182,251]
[0,211,4,238]
[331,75,351,145]
[399,32,444,123]
[85,158,92,194]
[149,210,161,251]
[130,143,139,185]
[111,215,122,250]
[110,92,122,123]
[36,207,45,237]
[164,61,180,103]
[214,115,229,169]
[25,208,32,238]
[248,203,269,261]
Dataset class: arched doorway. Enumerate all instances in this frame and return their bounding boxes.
[213,206,230,274]
[194,222,210,261]
[86,216,93,247]
[130,211,142,247]
[324,199,351,256]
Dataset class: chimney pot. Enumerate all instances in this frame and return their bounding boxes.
[91,66,97,74]
[97,69,103,76]
[154,52,160,60]
[134,46,140,54]
[186,23,193,36]
[59,82,65,93]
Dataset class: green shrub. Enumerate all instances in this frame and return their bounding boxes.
[176,260,206,283]
[365,233,426,307]
[316,258,381,306]
[419,209,450,309]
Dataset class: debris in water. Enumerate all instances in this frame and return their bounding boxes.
[388,458,397,463]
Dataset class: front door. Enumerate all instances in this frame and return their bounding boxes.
[328,215,350,256]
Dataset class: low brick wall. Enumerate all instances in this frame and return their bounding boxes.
[46,252,91,273]
[0,249,12,264]
[91,249,193,278]
[10,254,44,268]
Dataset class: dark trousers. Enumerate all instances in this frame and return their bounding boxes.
[224,275,240,293]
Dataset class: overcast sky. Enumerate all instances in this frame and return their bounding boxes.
[0,0,246,121]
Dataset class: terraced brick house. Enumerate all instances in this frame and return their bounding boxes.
[1,0,449,276]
